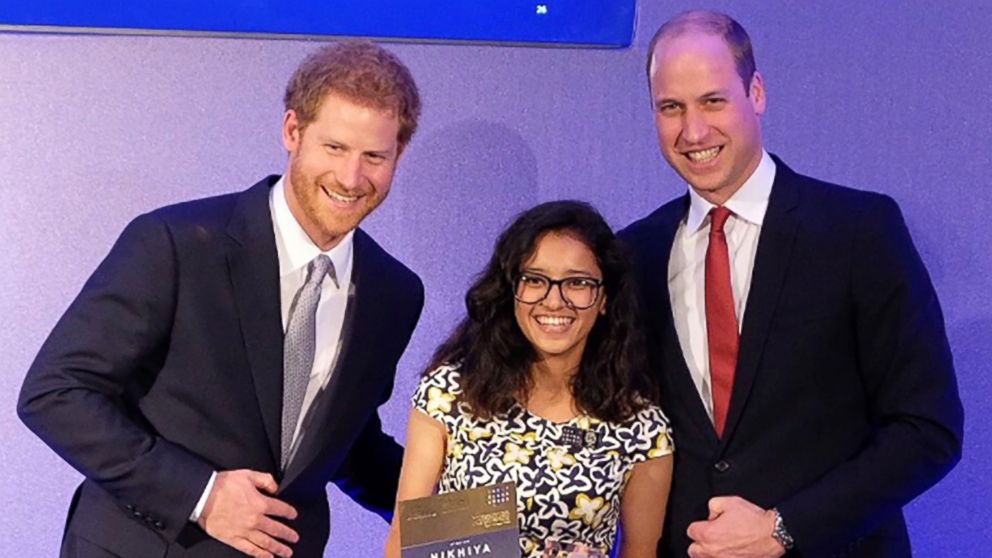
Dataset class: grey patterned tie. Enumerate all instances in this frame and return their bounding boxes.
[281,254,336,470]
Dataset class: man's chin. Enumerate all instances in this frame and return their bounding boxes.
[317,217,361,240]
[671,165,713,189]
[685,172,732,196]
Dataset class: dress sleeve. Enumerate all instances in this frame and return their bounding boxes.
[411,364,463,432]
[628,404,674,465]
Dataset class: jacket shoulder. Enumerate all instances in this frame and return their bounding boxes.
[133,178,276,246]
[144,188,245,232]
[618,196,687,244]
[355,229,424,294]
[777,159,897,215]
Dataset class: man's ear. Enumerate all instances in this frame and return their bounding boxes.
[749,71,766,116]
[282,109,303,152]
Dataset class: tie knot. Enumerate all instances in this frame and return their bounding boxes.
[306,254,336,287]
[710,206,733,234]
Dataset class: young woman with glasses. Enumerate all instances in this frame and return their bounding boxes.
[385,201,673,558]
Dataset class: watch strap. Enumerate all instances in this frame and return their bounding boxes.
[771,508,795,551]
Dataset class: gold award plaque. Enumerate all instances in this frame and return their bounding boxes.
[400,482,519,558]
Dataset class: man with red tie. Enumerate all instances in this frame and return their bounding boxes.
[619,10,963,558]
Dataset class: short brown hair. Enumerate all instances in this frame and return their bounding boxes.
[646,10,757,94]
[284,41,421,147]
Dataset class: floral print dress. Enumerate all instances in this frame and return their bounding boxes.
[412,364,674,557]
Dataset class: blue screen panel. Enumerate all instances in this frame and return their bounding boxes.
[0,1,637,48]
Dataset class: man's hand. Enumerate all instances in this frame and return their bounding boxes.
[197,469,299,558]
[686,496,785,558]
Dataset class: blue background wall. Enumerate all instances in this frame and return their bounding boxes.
[1,1,988,556]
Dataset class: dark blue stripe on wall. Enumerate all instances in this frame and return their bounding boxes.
[0,0,636,47]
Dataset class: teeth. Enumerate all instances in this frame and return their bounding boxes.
[687,146,720,162]
[536,316,574,326]
[325,188,359,203]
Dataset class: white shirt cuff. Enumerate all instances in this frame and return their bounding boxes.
[189,471,217,522]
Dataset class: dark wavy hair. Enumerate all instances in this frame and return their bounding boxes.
[425,200,655,423]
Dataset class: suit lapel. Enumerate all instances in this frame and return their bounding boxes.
[642,197,721,445]
[721,159,801,444]
[226,177,284,467]
[281,229,389,487]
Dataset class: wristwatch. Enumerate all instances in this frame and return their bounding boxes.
[771,508,795,551]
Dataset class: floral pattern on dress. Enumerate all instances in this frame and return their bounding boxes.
[411,364,674,557]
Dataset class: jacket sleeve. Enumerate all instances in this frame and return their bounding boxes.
[332,273,424,521]
[331,411,405,521]
[17,213,214,542]
[776,195,964,557]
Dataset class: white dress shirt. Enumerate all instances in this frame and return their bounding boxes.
[667,150,776,421]
[191,177,354,521]
[270,176,354,453]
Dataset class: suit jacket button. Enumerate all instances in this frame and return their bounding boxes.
[132,510,144,519]
[714,460,731,473]
[154,521,165,530]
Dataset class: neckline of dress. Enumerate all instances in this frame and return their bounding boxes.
[514,404,590,427]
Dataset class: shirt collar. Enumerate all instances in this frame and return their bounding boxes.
[269,176,354,285]
[685,150,777,234]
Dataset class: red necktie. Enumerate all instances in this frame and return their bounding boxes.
[706,206,738,438]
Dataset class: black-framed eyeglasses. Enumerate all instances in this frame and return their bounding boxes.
[513,272,604,310]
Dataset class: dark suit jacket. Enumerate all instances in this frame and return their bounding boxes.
[619,156,963,558]
[18,176,424,557]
